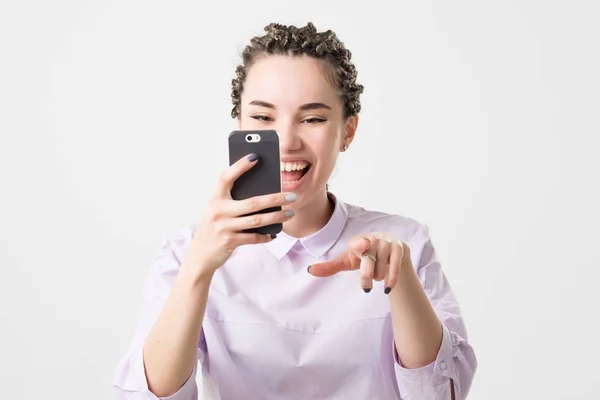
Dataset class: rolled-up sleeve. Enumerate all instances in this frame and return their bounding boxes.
[393,225,477,399]
[112,228,202,400]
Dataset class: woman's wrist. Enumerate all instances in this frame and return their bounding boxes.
[177,260,215,292]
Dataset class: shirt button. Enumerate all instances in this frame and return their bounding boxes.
[440,361,447,370]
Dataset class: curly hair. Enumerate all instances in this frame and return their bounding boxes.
[230,22,364,119]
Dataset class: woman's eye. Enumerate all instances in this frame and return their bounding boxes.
[303,118,327,124]
[251,115,273,122]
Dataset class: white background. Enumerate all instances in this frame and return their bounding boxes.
[1,0,599,399]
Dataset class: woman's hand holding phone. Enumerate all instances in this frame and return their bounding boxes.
[182,153,296,280]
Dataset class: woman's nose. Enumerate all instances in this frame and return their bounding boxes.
[277,125,302,152]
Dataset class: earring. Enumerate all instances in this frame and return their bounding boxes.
[342,144,348,152]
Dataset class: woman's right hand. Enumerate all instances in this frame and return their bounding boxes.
[182,153,296,279]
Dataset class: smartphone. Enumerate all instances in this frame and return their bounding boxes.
[228,129,282,235]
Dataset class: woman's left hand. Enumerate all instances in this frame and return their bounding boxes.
[307,232,410,293]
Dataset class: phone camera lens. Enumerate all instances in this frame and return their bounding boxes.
[246,135,253,142]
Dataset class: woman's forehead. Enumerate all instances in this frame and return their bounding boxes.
[242,55,340,108]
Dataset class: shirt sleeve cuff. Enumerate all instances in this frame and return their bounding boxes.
[393,322,456,385]
[114,342,198,400]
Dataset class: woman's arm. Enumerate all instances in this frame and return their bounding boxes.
[308,224,477,399]
[114,156,294,399]
[142,265,213,397]
[112,230,204,400]
[389,225,477,400]
[388,256,443,369]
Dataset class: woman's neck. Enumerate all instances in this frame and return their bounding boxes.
[282,189,334,238]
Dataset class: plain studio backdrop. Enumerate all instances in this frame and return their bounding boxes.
[1,0,599,399]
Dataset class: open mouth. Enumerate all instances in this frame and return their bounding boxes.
[280,161,311,185]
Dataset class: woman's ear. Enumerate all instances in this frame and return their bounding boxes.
[343,115,359,147]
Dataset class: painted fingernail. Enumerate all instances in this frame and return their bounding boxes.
[384,287,391,294]
[285,193,297,202]
[247,153,258,162]
[270,233,277,239]
[363,288,372,293]
[285,210,295,217]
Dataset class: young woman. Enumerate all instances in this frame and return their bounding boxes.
[113,22,477,400]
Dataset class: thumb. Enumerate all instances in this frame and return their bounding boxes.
[307,237,371,277]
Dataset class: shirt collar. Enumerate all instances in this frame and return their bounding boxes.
[264,192,348,260]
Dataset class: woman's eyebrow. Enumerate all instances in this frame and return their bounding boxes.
[299,102,332,111]
[248,100,275,109]
[248,100,332,111]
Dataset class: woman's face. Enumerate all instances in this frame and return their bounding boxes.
[239,54,357,207]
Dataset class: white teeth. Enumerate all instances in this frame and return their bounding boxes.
[280,162,309,172]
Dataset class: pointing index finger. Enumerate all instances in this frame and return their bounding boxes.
[307,253,352,277]
[307,236,372,277]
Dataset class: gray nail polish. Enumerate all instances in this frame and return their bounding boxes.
[247,153,258,162]
[285,210,295,217]
[285,193,297,202]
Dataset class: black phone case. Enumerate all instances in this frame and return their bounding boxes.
[228,129,282,235]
